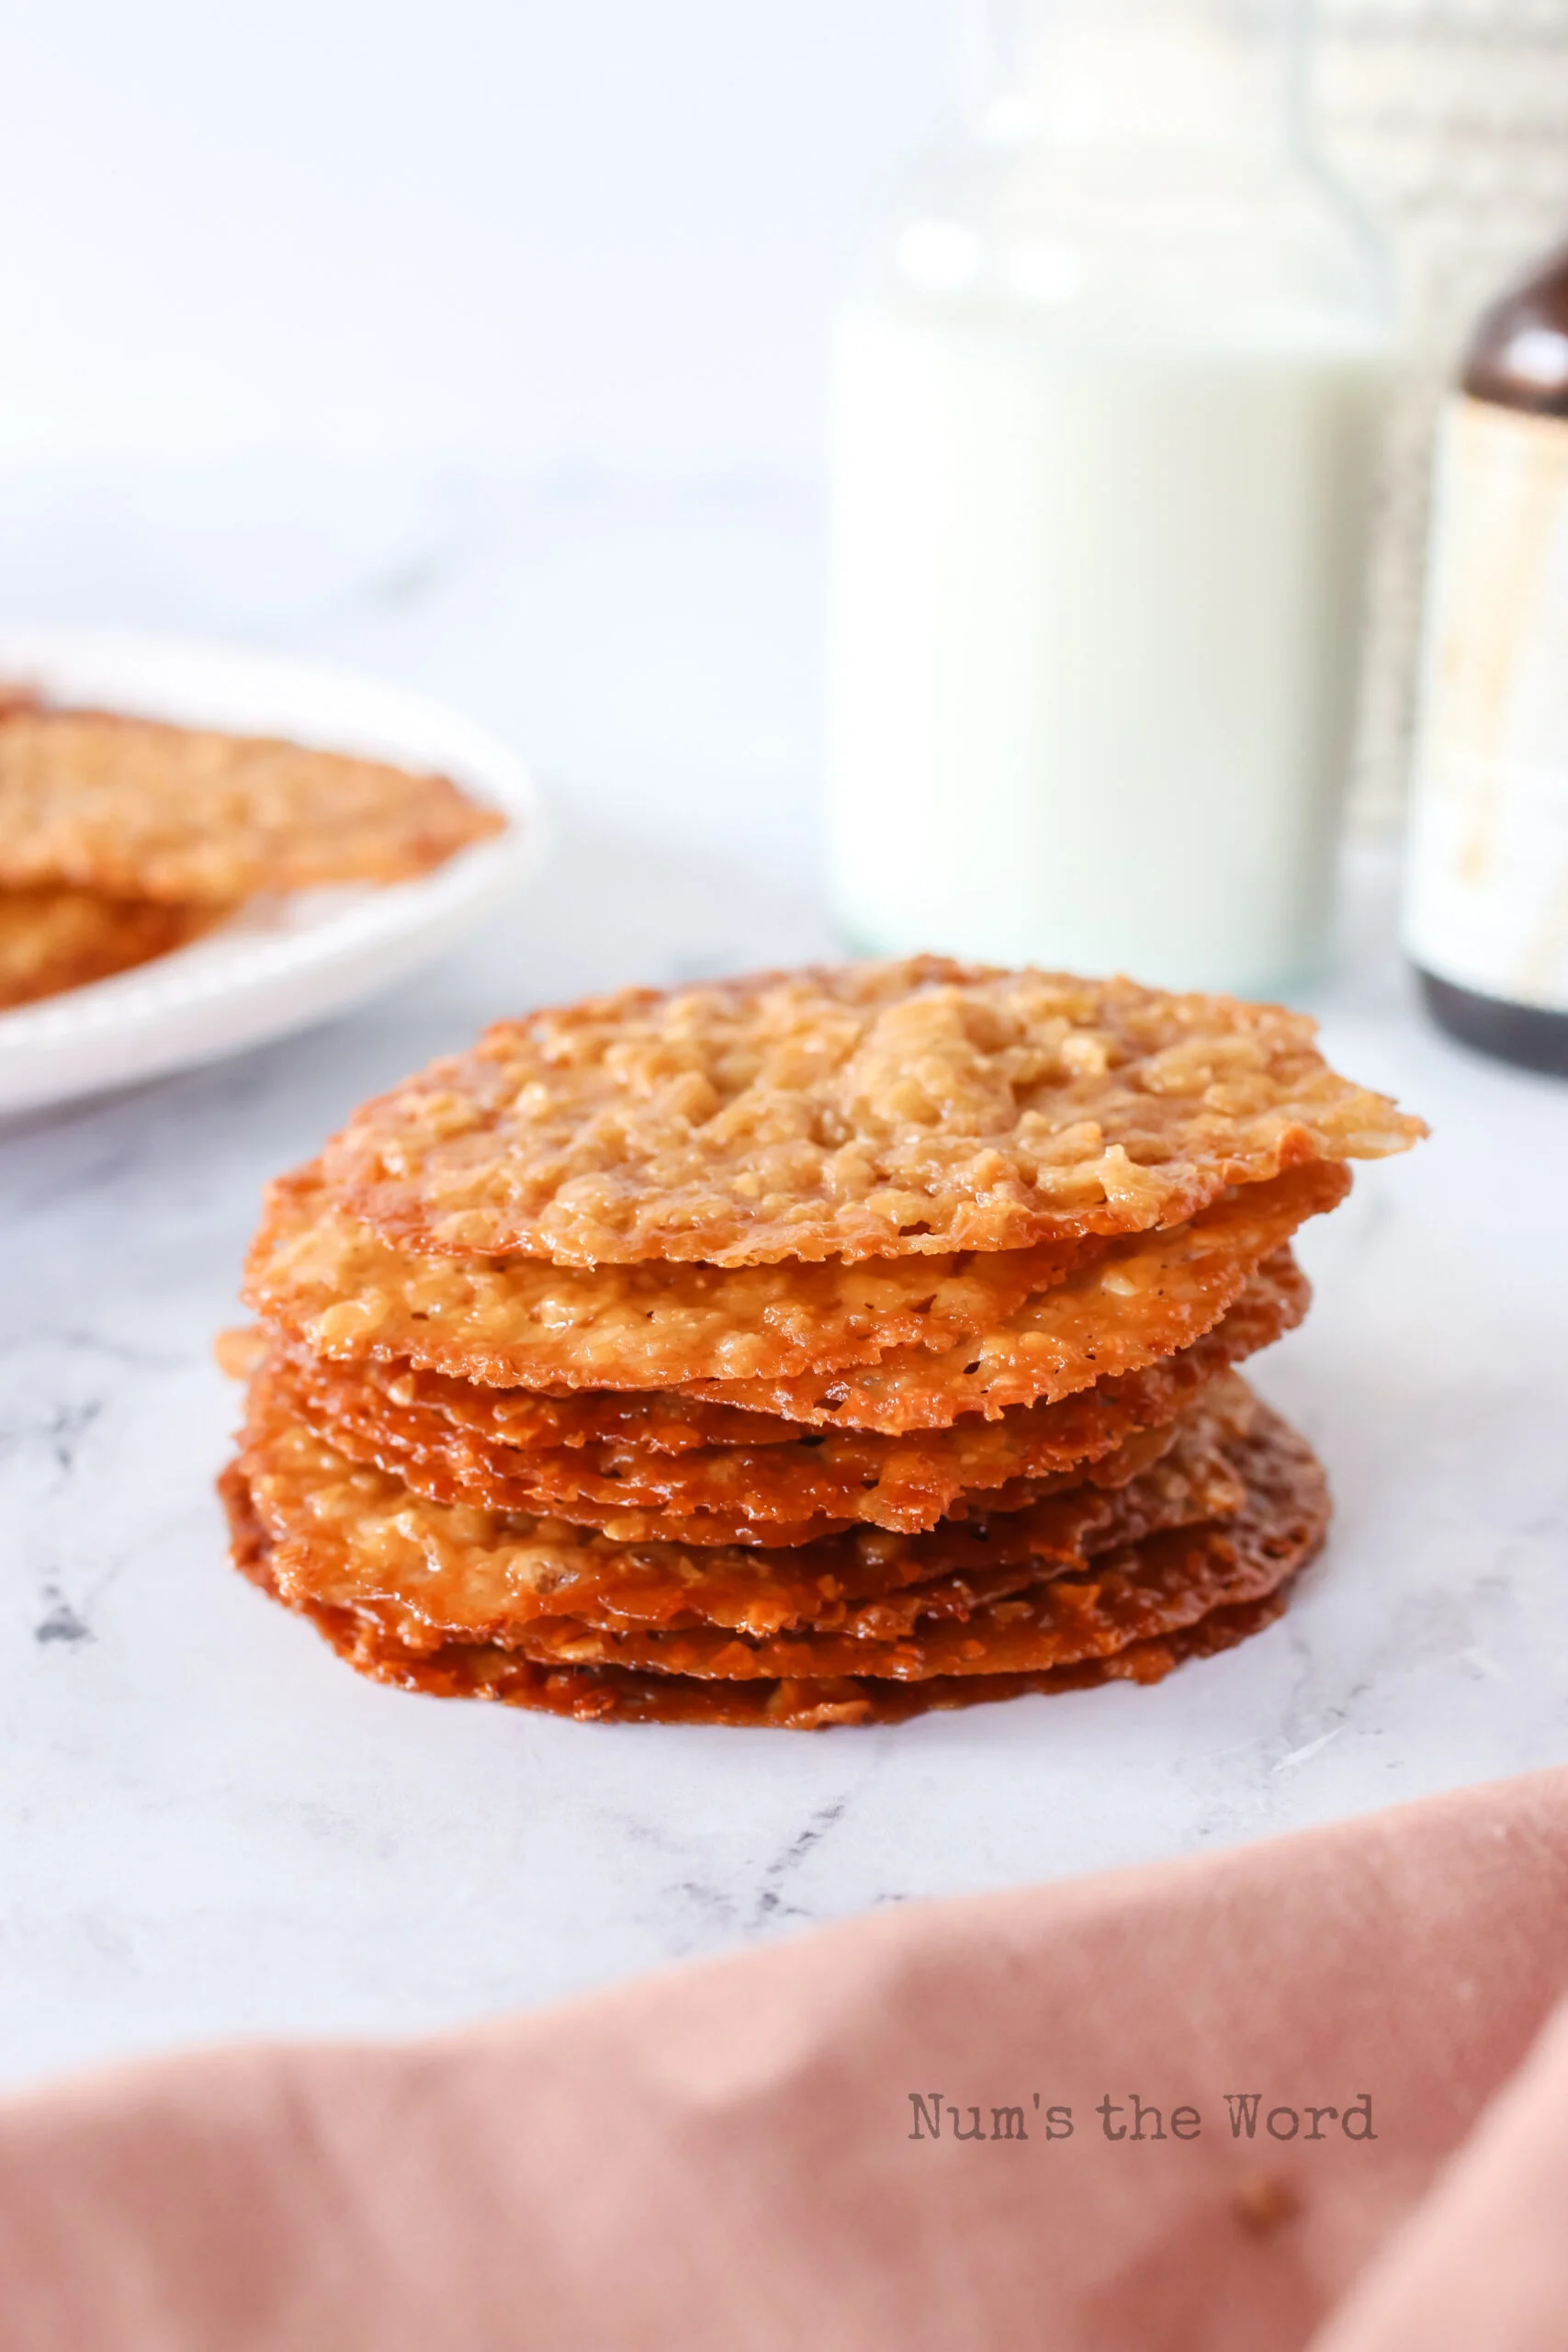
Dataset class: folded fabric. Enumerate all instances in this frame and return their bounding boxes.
[3,1765,1568,2351]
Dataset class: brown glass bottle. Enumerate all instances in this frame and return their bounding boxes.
[1404,238,1568,1076]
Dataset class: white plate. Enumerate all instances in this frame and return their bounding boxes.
[0,628,546,1114]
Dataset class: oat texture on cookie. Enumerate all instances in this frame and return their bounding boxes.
[244,1162,1093,1390]
[0,705,504,904]
[254,1255,1307,1534]
[0,886,218,1011]
[221,955,1423,1726]
[321,957,1423,1265]
[0,690,508,1016]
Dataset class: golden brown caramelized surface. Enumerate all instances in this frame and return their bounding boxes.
[229,1256,1308,1533]
[321,957,1424,1266]
[219,948,1416,1726]
[222,1466,1292,1727]
[244,1162,1092,1390]
[0,884,217,1010]
[689,1167,1344,1432]
[488,1401,1320,1681]
[273,1340,1180,1542]
[236,1363,1260,1642]
[221,1392,1319,1724]
[0,705,504,903]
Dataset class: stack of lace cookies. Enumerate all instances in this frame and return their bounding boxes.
[221,958,1424,1730]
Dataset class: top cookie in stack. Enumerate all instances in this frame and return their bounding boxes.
[222,956,1425,1729]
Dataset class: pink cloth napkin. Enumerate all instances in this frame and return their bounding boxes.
[5,1763,1568,2350]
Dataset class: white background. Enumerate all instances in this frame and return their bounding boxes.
[0,0,968,866]
[0,0,955,474]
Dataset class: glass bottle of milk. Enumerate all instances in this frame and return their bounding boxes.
[826,0,1389,994]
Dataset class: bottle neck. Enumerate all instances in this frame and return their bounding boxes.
[973,0,1307,161]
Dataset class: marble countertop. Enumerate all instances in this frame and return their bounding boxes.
[2,474,1565,2093]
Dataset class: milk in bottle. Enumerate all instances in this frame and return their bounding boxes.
[826,0,1388,994]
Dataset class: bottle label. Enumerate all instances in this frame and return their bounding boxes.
[1404,395,1568,1013]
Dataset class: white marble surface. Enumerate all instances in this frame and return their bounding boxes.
[2,475,1566,2095]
